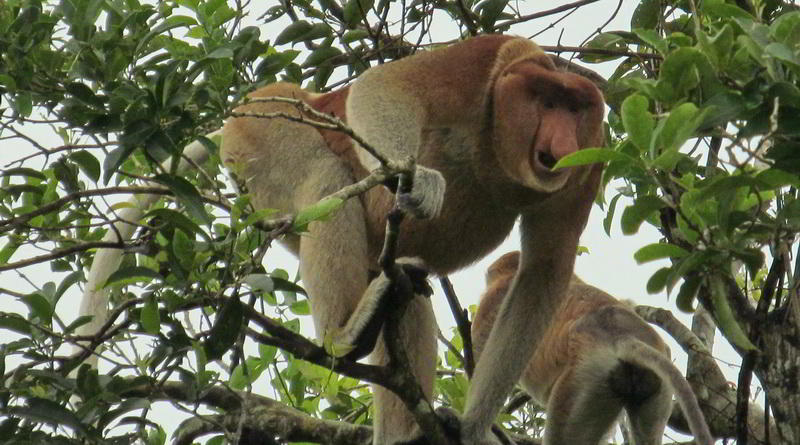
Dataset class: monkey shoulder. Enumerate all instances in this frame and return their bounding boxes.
[351,35,541,123]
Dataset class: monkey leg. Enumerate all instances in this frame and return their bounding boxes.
[370,295,438,445]
[293,162,372,349]
[624,381,671,445]
[289,147,431,364]
[543,363,623,445]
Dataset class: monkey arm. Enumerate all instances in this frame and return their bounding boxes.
[346,72,445,219]
[462,218,580,444]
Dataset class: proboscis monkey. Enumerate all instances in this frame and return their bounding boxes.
[82,34,605,445]
[472,251,715,445]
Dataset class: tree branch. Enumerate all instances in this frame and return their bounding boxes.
[439,276,475,377]
[636,304,777,443]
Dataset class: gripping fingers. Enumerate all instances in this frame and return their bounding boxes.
[398,166,446,219]
[326,257,430,360]
[397,257,433,297]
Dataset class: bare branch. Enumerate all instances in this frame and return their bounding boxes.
[439,276,475,377]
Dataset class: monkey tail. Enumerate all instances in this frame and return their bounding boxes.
[75,131,220,368]
[616,338,715,445]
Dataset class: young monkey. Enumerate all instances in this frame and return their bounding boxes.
[472,252,715,445]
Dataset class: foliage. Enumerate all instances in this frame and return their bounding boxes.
[575,0,800,348]
[1,0,799,444]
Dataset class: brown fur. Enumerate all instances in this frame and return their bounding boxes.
[221,34,605,445]
[473,252,714,445]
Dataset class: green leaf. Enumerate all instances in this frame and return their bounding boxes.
[553,148,634,169]
[477,0,509,30]
[1,167,47,181]
[765,42,800,67]
[732,248,765,279]
[256,51,300,77]
[0,313,31,335]
[104,266,163,287]
[259,343,277,362]
[271,277,307,295]
[755,168,800,188]
[229,356,267,390]
[707,24,735,68]
[65,82,105,108]
[152,174,212,225]
[658,48,718,103]
[0,238,22,265]
[603,194,621,236]
[646,267,671,294]
[22,293,53,322]
[342,29,369,43]
[651,149,686,172]
[684,174,755,206]
[290,299,310,315]
[244,274,274,292]
[302,45,342,68]
[634,28,669,55]
[634,243,689,264]
[631,0,660,31]
[343,0,375,27]
[621,94,653,152]
[702,0,753,19]
[98,398,151,431]
[7,398,87,434]
[135,15,197,55]
[709,275,757,351]
[302,23,333,42]
[205,298,244,360]
[69,150,101,182]
[141,298,160,335]
[654,102,704,153]
[145,208,206,240]
[676,275,702,312]
[103,145,136,184]
[275,20,313,45]
[55,270,84,303]
[172,227,193,254]
[620,195,664,235]
[241,208,279,229]
[293,197,344,230]
[205,47,234,59]
[13,92,33,117]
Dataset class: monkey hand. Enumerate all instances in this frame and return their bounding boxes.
[459,417,508,445]
[462,432,505,445]
[397,257,433,298]
[398,166,446,219]
[323,257,431,360]
[393,407,461,445]
[412,407,509,445]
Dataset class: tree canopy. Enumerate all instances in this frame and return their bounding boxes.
[1,1,800,444]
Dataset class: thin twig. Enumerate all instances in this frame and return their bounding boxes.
[439,276,475,377]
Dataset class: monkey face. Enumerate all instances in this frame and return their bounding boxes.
[492,58,605,193]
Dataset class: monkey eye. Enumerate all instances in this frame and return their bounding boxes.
[543,100,555,109]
